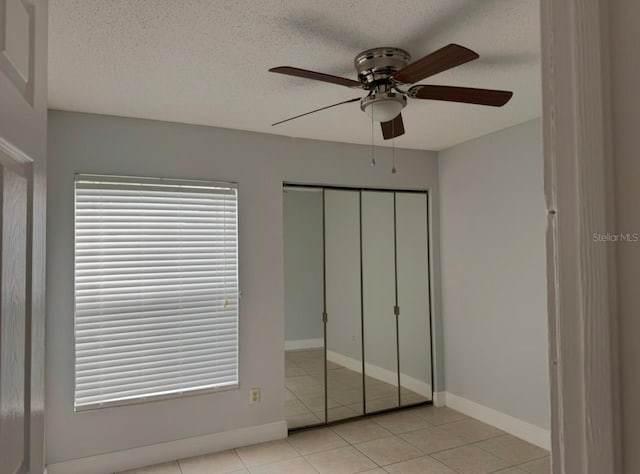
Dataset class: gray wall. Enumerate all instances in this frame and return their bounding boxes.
[610,2,640,470]
[283,189,323,343]
[46,110,441,464]
[438,118,549,429]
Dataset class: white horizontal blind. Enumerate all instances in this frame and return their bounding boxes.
[74,174,239,410]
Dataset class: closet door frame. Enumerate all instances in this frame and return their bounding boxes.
[321,189,328,424]
[284,183,435,430]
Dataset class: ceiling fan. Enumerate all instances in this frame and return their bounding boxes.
[269,44,513,140]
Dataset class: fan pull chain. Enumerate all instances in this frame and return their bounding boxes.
[391,118,397,174]
[370,103,376,166]
[392,136,397,174]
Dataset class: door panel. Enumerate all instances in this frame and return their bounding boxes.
[283,189,325,429]
[0,0,47,471]
[324,190,363,421]
[396,193,432,405]
[361,191,399,413]
[0,163,28,474]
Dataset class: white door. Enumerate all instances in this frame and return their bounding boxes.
[0,0,48,473]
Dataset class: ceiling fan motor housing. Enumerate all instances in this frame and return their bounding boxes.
[355,47,411,86]
[356,47,411,122]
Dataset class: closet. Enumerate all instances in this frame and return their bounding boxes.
[283,186,432,430]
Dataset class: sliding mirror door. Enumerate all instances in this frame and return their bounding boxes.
[283,188,325,429]
[361,191,400,413]
[324,190,364,421]
[396,193,433,405]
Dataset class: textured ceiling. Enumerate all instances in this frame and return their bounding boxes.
[48,0,541,151]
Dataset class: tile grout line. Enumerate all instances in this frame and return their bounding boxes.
[350,436,398,469]
[514,453,552,471]
[283,437,322,474]
[470,439,549,468]
[233,446,250,473]
[430,454,467,474]
[347,425,444,471]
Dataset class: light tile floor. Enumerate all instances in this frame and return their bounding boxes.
[117,406,550,474]
[285,349,430,429]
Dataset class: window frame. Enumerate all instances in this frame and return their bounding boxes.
[72,173,240,411]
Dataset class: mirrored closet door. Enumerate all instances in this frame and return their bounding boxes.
[361,191,399,413]
[324,189,364,422]
[283,186,432,430]
[283,188,325,429]
[396,193,432,406]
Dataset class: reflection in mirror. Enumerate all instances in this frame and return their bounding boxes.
[396,193,433,405]
[324,190,364,421]
[283,188,325,429]
[362,191,400,413]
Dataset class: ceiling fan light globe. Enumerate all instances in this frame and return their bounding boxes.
[360,92,407,123]
[364,101,404,123]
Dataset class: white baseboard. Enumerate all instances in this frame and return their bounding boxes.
[285,338,323,350]
[433,391,446,407]
[444,392,550,450]
[46,421,287,474]
[326,350,432,398]
[326,350,360,373]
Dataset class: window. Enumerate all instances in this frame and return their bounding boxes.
[74,174,238,410]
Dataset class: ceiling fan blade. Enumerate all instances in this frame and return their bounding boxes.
[410,84,513,106]
[393,44,479,84]
[269,66,362,88]
[381,113,405,140]
[272,97,362,126]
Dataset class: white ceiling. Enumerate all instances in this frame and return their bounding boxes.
[48,0,541,151]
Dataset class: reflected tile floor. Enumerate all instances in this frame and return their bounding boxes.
[285,349,430,429]
[116,406,550,474]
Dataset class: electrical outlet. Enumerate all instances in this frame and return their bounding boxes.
[250,387,260,404]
